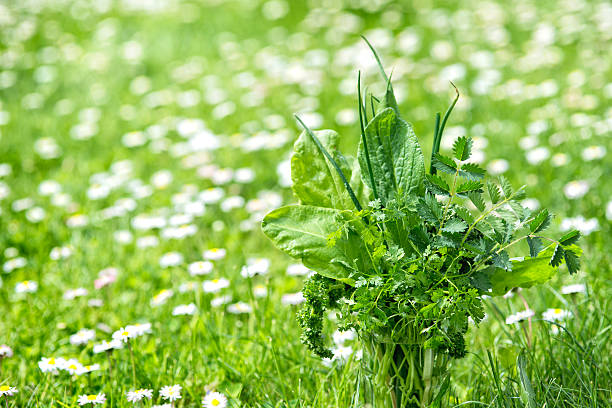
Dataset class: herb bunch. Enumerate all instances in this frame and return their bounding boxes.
[262,39,582,407]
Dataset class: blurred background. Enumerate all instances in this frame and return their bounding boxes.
[0,0,610,406]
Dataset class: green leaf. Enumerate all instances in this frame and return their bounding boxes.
[529,209,551,233]
[262,205,373,285]
[432,153,457,175]
[455,207,474,224]
[526,236,543,258]
[456,180,483,195]
[358,108,425,203]
[361,36,399,114]
[499,176,513,197]
[416,194,442,224]
[442,218,468,233]
[550,244,564,267]
[468,191,485,211]
[291,129,357,210]
[487,181,501,204]
[559,230,581,246]
[425,174,450,196]
[492,251,512,270]
[453,136,472,161]
[458,163,485,180]
[478,245,582,296]
[564,249,580,275]
[517,353,537,408]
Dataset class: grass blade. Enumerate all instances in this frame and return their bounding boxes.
[358,71,378,200]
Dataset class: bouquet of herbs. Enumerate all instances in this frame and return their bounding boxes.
[261,40,582,408]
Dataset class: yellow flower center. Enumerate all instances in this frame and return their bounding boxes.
[122,331,129,336]
[87,395,97,400]
[211,248,219,252]
[212,398,220,406]
[554,308,562,314]
[212,279,219,283]
[49,358,55,365]
[69,364,77,370]
[0,385,10,391]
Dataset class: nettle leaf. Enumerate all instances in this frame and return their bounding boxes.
[262,205,373,285]
[358,108,425,204]
[492,251,512,271]
[559,230,581,246]
[487,181,501,204]
[442,218,468,233]
[499,176,513,198]
[475,244,582,296]
[291,129,355,210]
[529,209,551,233]
[432,153,457,175]
[458,163,485,181]
[417,194,442,224]
[550,244,564,267]
[564,249,581,275]
[468,191,485,211]
[453,136,473,161]
[456,180,483,196]
[526,236,543,258]
[425,174,450,196]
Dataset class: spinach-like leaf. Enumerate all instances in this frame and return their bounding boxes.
[291,129,356,210]
[261,205,373,285]
[358,107,425,203]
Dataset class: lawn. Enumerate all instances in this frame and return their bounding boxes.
[0,0,610,407]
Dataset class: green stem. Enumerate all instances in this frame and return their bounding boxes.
[128,341,137,388]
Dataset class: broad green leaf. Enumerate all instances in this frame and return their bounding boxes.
[358,107,425,203]
[476,245,582,296]
[261,205,373,285]
[442,218,467,233]
[291,129,356,210]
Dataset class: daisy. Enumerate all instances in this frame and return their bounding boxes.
[202,278,230,293]
[203,248,226,261]
[211,295,232,307]
[128,322,152,337]
[77,364,101,375]
[126,389,153,403]
[240,257,270,278]
[542,308,572,321]
[189,261,213,276]
[64,358,84,375]
[0,385,17,396]
[172,303,197,316]
[93,339,123,354]
[253,284,267,298]
[561,283,586,294]
[38,357,67,373]
[78,393,106,405]
[505,309,535,325]
[112,327,135,343]
[202,391,227,408]
[286,264,310,276]
[159,252,183,268]
[15,280,38,293]
[70,329,96,345]
[0,345,13,358]
[281,292,305,305]
[227,302,252,314]
[151,289,174,306]
[159,384,181,402]
[63,288,89,300]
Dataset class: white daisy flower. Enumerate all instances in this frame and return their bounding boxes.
[127,323,152,337]
[77,364,101,375]
[542,308,571,321]
[203,248,226,260]
[505,309,535,325]
[64,358,84,375]
[0,385,17,396]
[38,357,67,373]
[151,289,174,306]
[561,283,586,294]
[172,303,197,316]
[126,389,153,402]
[563,180,589,199]
[189,261,213,276]
[203,278,230,293]
[281,292,305,305]
[112,327,135,343]
[70,329,96,345]
[77,393,106,405]
[253,284,267,298]
[286,264,311,276]
[211,295,232,308]
[93,340,123,354]
[15,280,38,293]
[3,257,26,272]
[64,288,89,300]
[227,302,252,314]
[159,384,182,401]
[159,252,184,268]
[240,258,270,278]
[202,391,227,408]
[0,344,13,358]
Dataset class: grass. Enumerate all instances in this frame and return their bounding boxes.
[0,0,611,407]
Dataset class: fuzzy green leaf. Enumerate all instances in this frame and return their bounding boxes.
[559,230,581,247]
[526,236,543,258]
[432,153,457,175]
[442,218,468,233]
[425,174,450,196]
[456,180,483,195]
[564,249,581,275]
[358,108,425,204]
[455,207,474,224]
[499,176,513,198]
[550,244,564,267]
[487,181,501,204]
[458,163,485,180]
[468,191,485,211]
[262,205,372,285]
[529,209,551,234]
[453,136,472,161]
